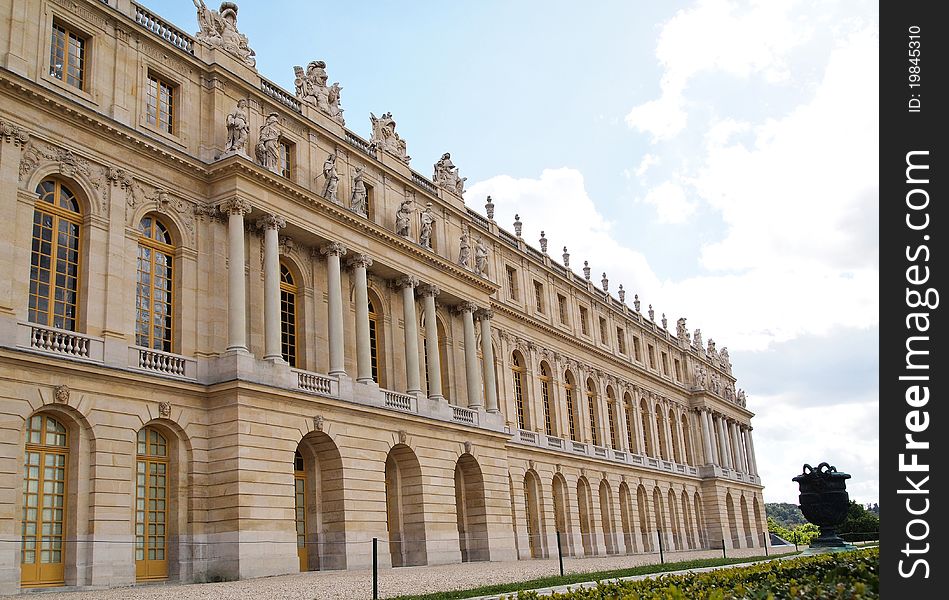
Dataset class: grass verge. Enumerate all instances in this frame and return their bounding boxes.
[384,552,794,600]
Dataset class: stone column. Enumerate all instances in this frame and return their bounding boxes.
[736,424,749,473]
[347,254,374,383]
[320,243,348,375]
[476,309,499,413]
[459,302,483,409]
[716,415,731,469]
[730,421,744,472]
[222,198,251,353]
[700,409,714,465]
[418,284,443,400]
[396,276,422,394]
[746,427,759,476]
[615,395,630,451]
[258,214,286,361]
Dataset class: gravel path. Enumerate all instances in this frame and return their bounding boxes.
[21,547,793,600]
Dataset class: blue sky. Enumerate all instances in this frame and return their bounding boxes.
[150,0,879,504]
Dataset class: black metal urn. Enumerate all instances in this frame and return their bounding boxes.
[792,462,851,548]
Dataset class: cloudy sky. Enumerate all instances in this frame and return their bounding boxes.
[149,0,879,504]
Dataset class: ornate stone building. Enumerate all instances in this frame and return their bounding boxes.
[0,0,767,593]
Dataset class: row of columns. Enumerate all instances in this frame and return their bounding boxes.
[221,201,499,410]
[698,408,757,475]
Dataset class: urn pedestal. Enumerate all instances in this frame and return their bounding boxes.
[792,462,856,553]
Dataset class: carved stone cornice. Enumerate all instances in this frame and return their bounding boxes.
[219,197,252,216]
[346,254,373,270]
[320,242,348,258]
[256,214,286,231]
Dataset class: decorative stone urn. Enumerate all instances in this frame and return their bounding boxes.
[792,462,853,549]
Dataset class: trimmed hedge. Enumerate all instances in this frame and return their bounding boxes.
[509,548,879,600]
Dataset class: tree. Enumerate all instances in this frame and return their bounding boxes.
[765,502,807,528]
[839,500,879,536]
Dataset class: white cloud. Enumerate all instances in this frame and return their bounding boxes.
[635,153,661,177]
[626,0,808,141]
[641,181,696,224]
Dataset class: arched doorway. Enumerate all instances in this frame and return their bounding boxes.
[367,293,386,387]
[619,482,635,554]
[726,493,740,548]
[753,497,766,546]
[385,444,426,566]
[295,431,346,571]
[694,492,706,548]
[135,426,171,581]
[740,495,754,547]
[577,477,595,556]
[598,480,617,554]
[681,490,696,549]
[652,487,666,551]
[552,474,573,556]
[454,454,488,562]
[667,489,681,551]
[637,485,652,552]
[523,470,545,558]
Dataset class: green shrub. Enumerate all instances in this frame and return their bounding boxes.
[508,548,879,600]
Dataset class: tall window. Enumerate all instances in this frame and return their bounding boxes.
[21,414,68,587]
[648,344,657,369]
[279,139,293,178]
[565,372,578,442]
[368,298,383,385]
[655,405,666,459]
[136,216,174,351]
[533,281,544,314]
[557,294,568,325]
[674,359,682,382]
[506,266,518,300]
[146,73,175,134]
[579,306,589,335]
[49,21,86,89]
[30,180,81,331]
[625,402,635,451]
[633,336,642,362]
[136,427,169,581]
[599,317,608,345]
[280,264,298,367]
[640,400,652,456]
[294,450,307,571]
[661,351,670,376]
[607,394,618,449]
[539,362,553,436]
[586,379,599,446]
[512,352,527,430]
[617,328,626,354]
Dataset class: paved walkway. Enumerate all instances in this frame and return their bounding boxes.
[20,547,793,600]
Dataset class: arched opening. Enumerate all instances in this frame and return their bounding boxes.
[385,444,426,567]
[725,493,740,548]
[20,414,70,587]
[740,495,754,547]
[367,291,386,387]
[454,454,488,562]
[577,477,594,556]
[639,399,652,457]
[508,474,519,557]
[295,431,346,571]
[668,410,681,463]
[681,417,693,465]
[136,215,175,352]
[564,371,579,442]
[280,262,299,366]
[652,487,666,551]
[623,393,636,453]
[606,387,618,449]
[667,489,681,551]
[694,492,707,549]
[619,482,635,554]
[585,378,599,446]
[539,361,554,436]
[637,485,652,552]
[753,497,766,546]
[598,480,617,554]
[134,426,171,580]
[681,490,695,549]
[29,179,83,332]
[552,474,573,556]
[523,470,545,558]
[512,351,529,431]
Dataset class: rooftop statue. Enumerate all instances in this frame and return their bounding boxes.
[370,112,410,164]
[433,152,465,196]
[192,1,256,68]
[293,61,345,126]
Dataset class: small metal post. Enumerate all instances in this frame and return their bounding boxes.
[722,541,727,559]
[764,535,769,556]
[372,537,378,600]
[556,530,564,577]
[657,529,664,564]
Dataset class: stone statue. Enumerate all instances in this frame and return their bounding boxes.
[539,232,547,254]
[693,363,707,388]
[351,167,368,216]
[676,318,688,344]
[693,328,703,351]
[633,294,640,312]
[224,98,249,154]
[475,237,488,276]
[720,347,732,374]
[370,111,410,164]
[661,313,668,330]
[707,338,720,366]
[192,1,256,68]
[255,112,280,173]
[433,152,465,195]
[601,273,608,292]
[458,224,471,268]
[395,199,413,237]
[419,201,435,248]
[485,196,495,220]
[321,152,339,202]
[583,261,591,280]
[618,284,625,303]
[648,304,655,321]
[562,246,570,267]
[737,389,747,407]
[293,61,345,125]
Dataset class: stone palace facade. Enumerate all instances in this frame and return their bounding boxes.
[0,0,767,593]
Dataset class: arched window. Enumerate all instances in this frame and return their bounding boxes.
[135,426,169,581]
[280,263,298,367]
[669,410,681,463]
[21,414,68,587]
[655,404,666,459]
[539,362,553,436]
[606,388,618,449]
[586,379,599,446]
[136,216,174,351]
[512,351,528,430]
[294,450,307,571]
[368,295,386,388]
[624,394,636,452]
[640,399,652,457]
[564,371,578,442]
[30,180,82,331]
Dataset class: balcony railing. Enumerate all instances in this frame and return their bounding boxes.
[518,429,538,444]
[592,445,608,458]
[571,441,588,454]
[131,346,195,379]
[411,171,438,195]
[499,228,519,249]
[383,389,414,412]
[451,405,477,425]
[21,323,104,363]
[546,436,564,450]
[132,2,194,54]
[345,130,375,158]
[466,208,490,230]
[260,77,302,113]
[293,369,336,396]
